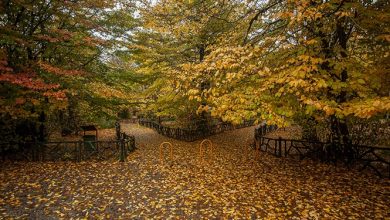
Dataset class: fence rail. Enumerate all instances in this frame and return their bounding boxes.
[139,118,254,142]
[0,132,135,162]
[254,125,390,178]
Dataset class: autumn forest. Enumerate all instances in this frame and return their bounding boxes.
[0,0,389,219]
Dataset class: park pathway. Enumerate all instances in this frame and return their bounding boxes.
[0,123,389,219]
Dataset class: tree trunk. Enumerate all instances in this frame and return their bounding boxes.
[199,45,205,62]
[329,19,354,162]
[198,44,209,136]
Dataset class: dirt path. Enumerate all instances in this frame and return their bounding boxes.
[0,124,389,219]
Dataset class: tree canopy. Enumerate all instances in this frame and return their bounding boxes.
[0,0,137,136]
[0,0,389,143]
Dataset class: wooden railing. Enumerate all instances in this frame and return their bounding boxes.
[139,118,255,142]
[0,133,136,162]
[254,124,390,178]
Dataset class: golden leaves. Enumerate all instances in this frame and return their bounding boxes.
[343,97,390,118]
[89,82,129,99]
[1,124,389,219]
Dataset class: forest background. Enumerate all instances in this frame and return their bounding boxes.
[0,0,389,147]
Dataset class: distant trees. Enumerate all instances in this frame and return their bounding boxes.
[132,0,244,126]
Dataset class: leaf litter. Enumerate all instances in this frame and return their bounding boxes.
[0,124,389,219]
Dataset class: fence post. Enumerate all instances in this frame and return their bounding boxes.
[119,138,126,162]
[38,143,43,161]
[274,139,277,156]
[1,145,4,161]
[115,121,121,140]
[78,140,83,162]
[30,143,35,161]
[39,142,45,161]
[131,136,135,151]
[388,164,389,179]
[284,140,288,157]
[278,137,282,157]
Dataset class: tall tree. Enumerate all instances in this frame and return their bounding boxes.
[185,0,389,148]
[0,0,137,141]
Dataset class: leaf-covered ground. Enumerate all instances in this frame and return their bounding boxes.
[0,124,389,219]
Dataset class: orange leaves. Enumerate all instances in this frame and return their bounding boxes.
[43,90,67,101]
[14,98,26,105]
[375,34,390,42]
[1,124,389,218]
[38,62,85,76]
[0,72,60,91]
[0,65,67,103]
[35,34,62,43]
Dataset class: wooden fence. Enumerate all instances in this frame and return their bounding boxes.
[254,125,390,178]
[0,132,135,162]
[139,118,254,142]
